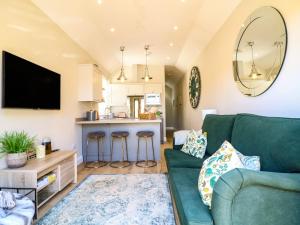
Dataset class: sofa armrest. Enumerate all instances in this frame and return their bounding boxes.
[212,168,300,225]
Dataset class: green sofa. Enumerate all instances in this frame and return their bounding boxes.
[165,114,300,225]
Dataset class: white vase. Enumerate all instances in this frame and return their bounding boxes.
[0,153,8,169]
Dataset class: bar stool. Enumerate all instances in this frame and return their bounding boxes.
[110,131,131,168]
[136,131,157,168]
[85,131,107,168]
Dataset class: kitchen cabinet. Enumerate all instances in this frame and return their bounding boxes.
[110,84,128,106]
[144,83,163,94]
[109,83,163,106]
[78,64,102,102]
[127,84,144,95]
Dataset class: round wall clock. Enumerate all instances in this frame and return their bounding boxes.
[189,66,201,108]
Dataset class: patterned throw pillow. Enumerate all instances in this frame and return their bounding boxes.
[236,151,260,171]
[180,130,207,158]
[198,141,245,208]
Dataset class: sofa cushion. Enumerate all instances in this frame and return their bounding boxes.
[181,131,207,159]
[231,114,300,172]
[202,115,236,155]
[198,141,245,208]
[169,167,213,225]
[165,149,209,169]
[236,151,260,171]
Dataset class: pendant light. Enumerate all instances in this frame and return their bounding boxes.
[248,41,262,79]
[142,45,152,82]
[117,46,127,82]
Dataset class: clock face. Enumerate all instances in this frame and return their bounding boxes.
[189,66,201,108]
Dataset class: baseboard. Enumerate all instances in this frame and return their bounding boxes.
[166,127,176,131]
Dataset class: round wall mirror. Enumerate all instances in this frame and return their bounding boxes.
[233,6,287,96]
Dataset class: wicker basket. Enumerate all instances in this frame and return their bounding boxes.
[138,113,156,120]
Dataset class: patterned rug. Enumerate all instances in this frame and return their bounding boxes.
[37,174,175,225]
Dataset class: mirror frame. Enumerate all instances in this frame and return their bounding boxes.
[233,6,288,97]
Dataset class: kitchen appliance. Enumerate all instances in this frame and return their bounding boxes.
[145,93,161,105]
[116,112,127,118]
[86,110,98,121]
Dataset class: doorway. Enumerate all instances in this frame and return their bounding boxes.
[128,96,145,118]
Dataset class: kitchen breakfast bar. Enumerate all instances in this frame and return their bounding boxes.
[76,119,162,163]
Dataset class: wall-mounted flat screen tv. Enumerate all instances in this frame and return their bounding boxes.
[2,51,61,109]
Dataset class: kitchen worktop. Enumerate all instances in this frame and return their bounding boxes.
[76,118,162,125]
[78,118,162,161]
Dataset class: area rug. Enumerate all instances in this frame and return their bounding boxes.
[37,174,175,225]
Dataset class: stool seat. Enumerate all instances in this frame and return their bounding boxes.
[111,131,129,138]
[88,131,105,138]
[137,131,154,137]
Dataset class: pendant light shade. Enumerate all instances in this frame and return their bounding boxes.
[117,46,127,82]
[248,42,262,79]
[142,45,152,82]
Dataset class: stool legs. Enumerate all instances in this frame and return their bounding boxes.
[151,136,155,162]
[136,136,157,168]
[110,137,131,168]
[85,136,107,168]
[98,137,107,167]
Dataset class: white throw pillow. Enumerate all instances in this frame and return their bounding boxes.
[198,141,245,208]
[236,151,260,171]
[180,130,207,158]
[173,130,192,145]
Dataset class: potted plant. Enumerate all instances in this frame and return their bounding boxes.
[0,131,35,168]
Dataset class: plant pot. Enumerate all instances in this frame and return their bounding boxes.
[0,153,7,169]
[7,152,27,168]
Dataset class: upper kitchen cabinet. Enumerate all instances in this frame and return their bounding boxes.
[78,64,102,102]
[144,83,163,94]
[127,84,144,96]
[110,84,128,106]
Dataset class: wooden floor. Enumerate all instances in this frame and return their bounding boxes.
[37,137,173,221]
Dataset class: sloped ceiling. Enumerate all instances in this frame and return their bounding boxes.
[32,0,241,78]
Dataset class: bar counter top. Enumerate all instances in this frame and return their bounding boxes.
[76,118,162,125]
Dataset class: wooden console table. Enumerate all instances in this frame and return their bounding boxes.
[0,150,77,217]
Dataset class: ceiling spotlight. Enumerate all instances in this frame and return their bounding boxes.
[110,27,115,32]
[173,26,178,31]
[181,0,186,2]
[97,0,103,5]
[169,42,174,47]
[166,56,171,60]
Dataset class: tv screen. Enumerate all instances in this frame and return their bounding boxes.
[2,51,61,109]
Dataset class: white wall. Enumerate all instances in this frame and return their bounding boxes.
[179,0,300,130]
[0,0,95,163]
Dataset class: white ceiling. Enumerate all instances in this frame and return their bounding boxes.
[32,0,241,77]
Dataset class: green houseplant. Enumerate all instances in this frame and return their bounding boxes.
[0,131,35,168]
